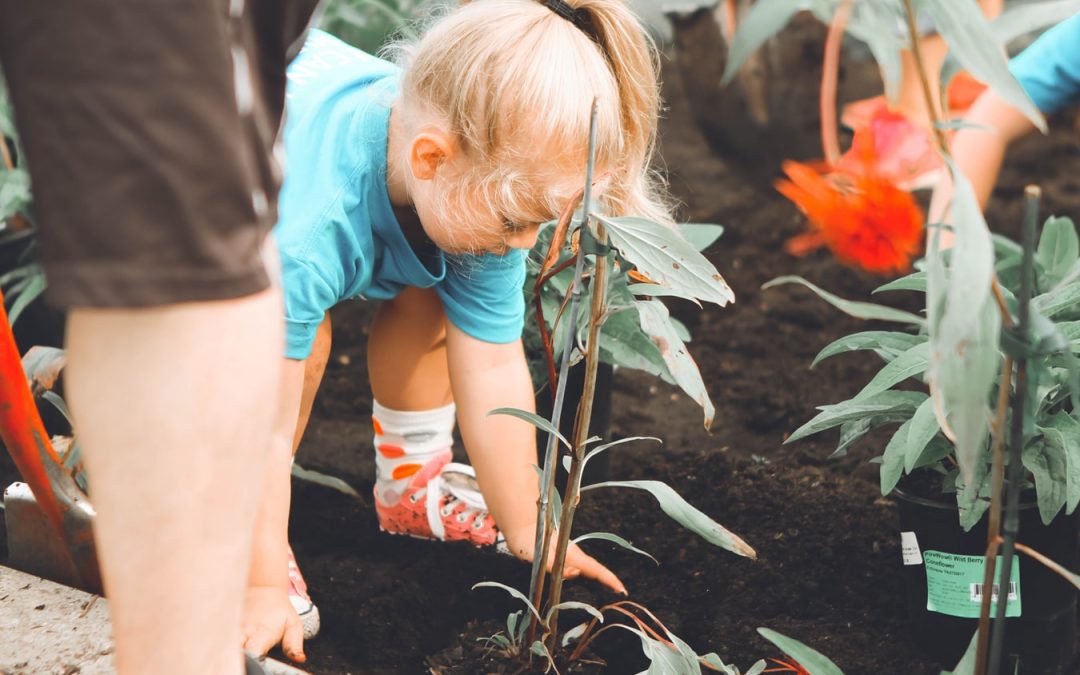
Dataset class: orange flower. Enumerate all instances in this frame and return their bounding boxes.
[776,159,924,275]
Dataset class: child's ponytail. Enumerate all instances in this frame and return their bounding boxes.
[569,0,671,223]
[391,0,673,226]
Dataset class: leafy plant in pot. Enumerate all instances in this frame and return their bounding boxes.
[727,0,1080,670]
[769,208,1080,672]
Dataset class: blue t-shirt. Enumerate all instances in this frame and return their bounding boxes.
[276,30,527,359]
[1010,12,1080,114]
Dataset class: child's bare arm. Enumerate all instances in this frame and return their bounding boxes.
[928,90,1036,228]
[445,323,626,594]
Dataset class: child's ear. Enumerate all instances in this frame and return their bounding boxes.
[408,130,455,181]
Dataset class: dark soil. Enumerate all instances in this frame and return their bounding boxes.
[3,27,1080,675]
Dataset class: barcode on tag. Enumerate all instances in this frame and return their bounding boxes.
[969,582,1018,603]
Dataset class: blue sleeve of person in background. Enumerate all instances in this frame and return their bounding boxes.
[436,249,528,344]
[1010,12,1080,114]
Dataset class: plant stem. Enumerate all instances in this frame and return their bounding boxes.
[988,185,1040,675]
[527,100,601,646]
[901,0,949,153]
[1014,541,1080,592]
[0,137,13,171]
[820,0,854,166]
[545,217,610,652]
[976,271,1018,675]
[975,354,1012,675]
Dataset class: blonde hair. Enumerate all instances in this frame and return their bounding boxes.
[386,0,673,229]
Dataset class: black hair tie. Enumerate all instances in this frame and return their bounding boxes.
[541,0,598,41]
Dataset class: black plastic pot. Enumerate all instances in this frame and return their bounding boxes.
[894,485,1080,673]
[534,361,614,489]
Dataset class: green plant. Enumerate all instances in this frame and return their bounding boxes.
[729,1,1080,670]
[771,215,1080,528]
[316,0,433,53]
[523,219,725,428]
[470,103,756,673]
[0,73,45,326]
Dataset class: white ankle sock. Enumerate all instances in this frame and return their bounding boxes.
[372,400,455,504]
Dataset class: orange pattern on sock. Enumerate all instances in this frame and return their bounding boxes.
[391,463,422,480]
[378,444,405,458]
[372,416,384,435]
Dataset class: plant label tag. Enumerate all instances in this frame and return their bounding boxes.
[923,550,1022,618]
[900,531,922,565]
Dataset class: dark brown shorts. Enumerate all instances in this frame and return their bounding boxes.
[0,0,319,308]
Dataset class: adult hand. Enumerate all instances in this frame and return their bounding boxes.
[242,585,306,663]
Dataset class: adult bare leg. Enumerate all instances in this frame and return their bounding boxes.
[65,288,283,675]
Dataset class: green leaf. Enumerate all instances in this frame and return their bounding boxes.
[927,164,998,489]
[874,271,927,294]
[911,436,955,472]
[941,630,979,675]
[472,582,543,623]
[1022,439,1068,525]
[957,459,992,531]
[290,463,361,499]
[632,625,702,675]
[529,640,555,669]
[677,223,724,252]
[636,299,715,429]
[582,479,756,558]
[763,276,926,327]
[904,398,942,473]
[852,342,930,400]
[6,271,44,325]
[990,0,1080,46]
[0,168,32,222]
[881,418,912,496]
[1039,412,1080,514]
[0,74,16,141]
[545,601,603,624]
[756,628,844,675]
[597,215,734,307]
[787,391,927,444]
[1034,279,1080,318]
[488,407,571,450]
[41,391,73,426]
[832,419,872,459]
[844,1,906,103]
[583,435,661,470]
[506,610,524,644]
[811,331,925,368]
[721,0,808,85]
[627,282,703,304]
[573,531,659,565]
[562,622,589,648]
[920,0,1046,132]
[599,307,670,379]
[1035,217,1078,293]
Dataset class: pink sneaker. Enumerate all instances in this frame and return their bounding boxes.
[286,546,320,640]
[375,451,507,551]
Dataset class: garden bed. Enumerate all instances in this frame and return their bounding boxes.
[3,44,1080,675]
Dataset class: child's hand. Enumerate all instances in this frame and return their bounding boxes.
[502,527,628,595]
[242,585,307,663]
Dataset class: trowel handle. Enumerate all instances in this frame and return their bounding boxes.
[0,290,99,591]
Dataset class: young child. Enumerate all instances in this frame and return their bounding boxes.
[928,11,1080,229]
[241,0,672,662]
